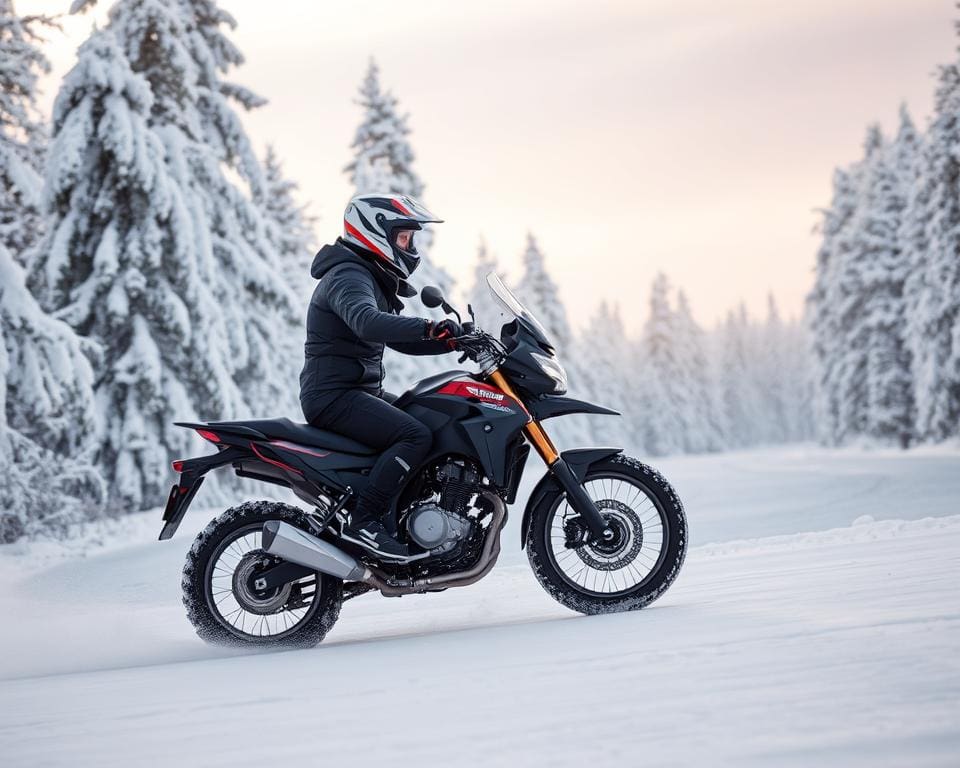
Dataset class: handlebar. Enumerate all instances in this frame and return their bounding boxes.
[453,329,506,367]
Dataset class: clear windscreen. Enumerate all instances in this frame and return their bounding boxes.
[485,272,552,345]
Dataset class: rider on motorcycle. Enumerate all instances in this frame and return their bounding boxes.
[299,193,462,557]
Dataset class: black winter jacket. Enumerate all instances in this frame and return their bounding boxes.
[299,239,447,420]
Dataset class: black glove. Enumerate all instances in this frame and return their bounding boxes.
[427,319,464,349]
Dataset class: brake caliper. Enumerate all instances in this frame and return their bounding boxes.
[563,516,590,549]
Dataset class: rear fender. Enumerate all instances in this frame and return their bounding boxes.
[519,447,623,549]
[159,441,248,541]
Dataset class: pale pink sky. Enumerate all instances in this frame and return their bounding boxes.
[19,0,957,331]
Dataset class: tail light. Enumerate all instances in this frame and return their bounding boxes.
[171,460,185,472]
[196,429,221,443]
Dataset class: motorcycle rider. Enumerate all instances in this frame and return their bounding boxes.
[300,193,462,557]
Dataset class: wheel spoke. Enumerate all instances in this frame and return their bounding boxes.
[545,472,669,597]
[206,522,319,640]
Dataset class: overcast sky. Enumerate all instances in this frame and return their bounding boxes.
[19,0,958,332]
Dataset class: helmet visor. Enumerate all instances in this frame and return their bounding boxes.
[392,228,417,254]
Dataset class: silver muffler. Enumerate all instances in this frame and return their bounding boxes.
[262,520,370,582]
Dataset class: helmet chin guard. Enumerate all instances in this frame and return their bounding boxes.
[342,194,442,279]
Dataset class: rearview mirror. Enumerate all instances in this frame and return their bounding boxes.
[420,286,445,309]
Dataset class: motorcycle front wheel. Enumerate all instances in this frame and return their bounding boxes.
[526,454,687,615]
[182,500,343,648]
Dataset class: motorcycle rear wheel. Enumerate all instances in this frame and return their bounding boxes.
[182,500,343,648]
[526,454,687,615]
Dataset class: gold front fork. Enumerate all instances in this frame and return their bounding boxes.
[487,369,559,465]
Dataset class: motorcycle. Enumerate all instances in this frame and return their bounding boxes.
[160,274,687,647]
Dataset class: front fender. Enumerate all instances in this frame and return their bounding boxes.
[520,447,622,549]
[527,395,620,421]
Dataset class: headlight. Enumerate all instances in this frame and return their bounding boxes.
[531,352,568,393]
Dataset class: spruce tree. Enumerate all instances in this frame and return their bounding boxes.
[717,304,765,448]
[808,165,860,445]
[32,4,300,512]
[0,242,104,540]
[830,126,886,443]
[515,233,573,350]
[261,144,316,304]
[636,274,684,455]
[0,2,105,541]
[347,60,424,200]
[465,236,505,332]
[902,62,960,441]
[756,294,789,443]
[782,315,817,442]
[344,58,455,393]
[674,290,724,452]
[344,58,451,298]
[577,301,633,448]
[855,108,918,445]
[0,1,56,265]
[513,233,592,446]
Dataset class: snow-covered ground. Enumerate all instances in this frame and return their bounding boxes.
[1,445,958,766]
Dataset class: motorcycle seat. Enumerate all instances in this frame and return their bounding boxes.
[207,418,378,455]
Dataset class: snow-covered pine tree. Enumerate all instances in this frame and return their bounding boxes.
[902,62,960,442]
[512,233,593,447]
[465,237,506,332]
[752,294,813,444]
[153,0,301,417]
[344,58,456,393]
[674,290,724,452]
[515,233,573,351]
[0,242,104,541]
[829,125,887,443]
[854,108,918,446]
[633,274,685,455]
[755,294,783,443]
[31,3,300,512]
[717,304,765,448]
[781,314,816,442]
[0,1,56,266]
[346,60,424,206]
[808,163,861,445]
[622,336,652,455]
[261,144,316,305]
[576,301,634,449]
[31,26,217,513]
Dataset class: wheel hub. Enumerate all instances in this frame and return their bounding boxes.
[570,500,644,572]
[232,552,293,615]
[590,516,629,555]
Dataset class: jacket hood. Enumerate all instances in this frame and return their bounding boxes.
[310,240,416,306]
[310,240,366,280]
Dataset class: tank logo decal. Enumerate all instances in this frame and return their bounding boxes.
[479,401,514,413]
[438,380,512,404]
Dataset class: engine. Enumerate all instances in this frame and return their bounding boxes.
[404,459,484,557]
[405,502,471,554]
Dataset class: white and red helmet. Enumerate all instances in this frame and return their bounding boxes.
[342,193,442,279]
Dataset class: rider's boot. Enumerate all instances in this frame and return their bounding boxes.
[344,510,409,558]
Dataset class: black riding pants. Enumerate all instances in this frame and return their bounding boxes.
[306,389,432,524]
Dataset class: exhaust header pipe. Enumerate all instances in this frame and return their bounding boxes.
[262,490,506,596]
[262,520,369,582]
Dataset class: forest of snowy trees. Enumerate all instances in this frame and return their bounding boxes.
[808,41,960,447]
[4,0,951,544]
[463,236,813,455]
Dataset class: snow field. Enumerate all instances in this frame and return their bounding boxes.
[1,447,957,766]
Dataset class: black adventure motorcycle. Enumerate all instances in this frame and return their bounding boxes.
[159,274,687,647]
